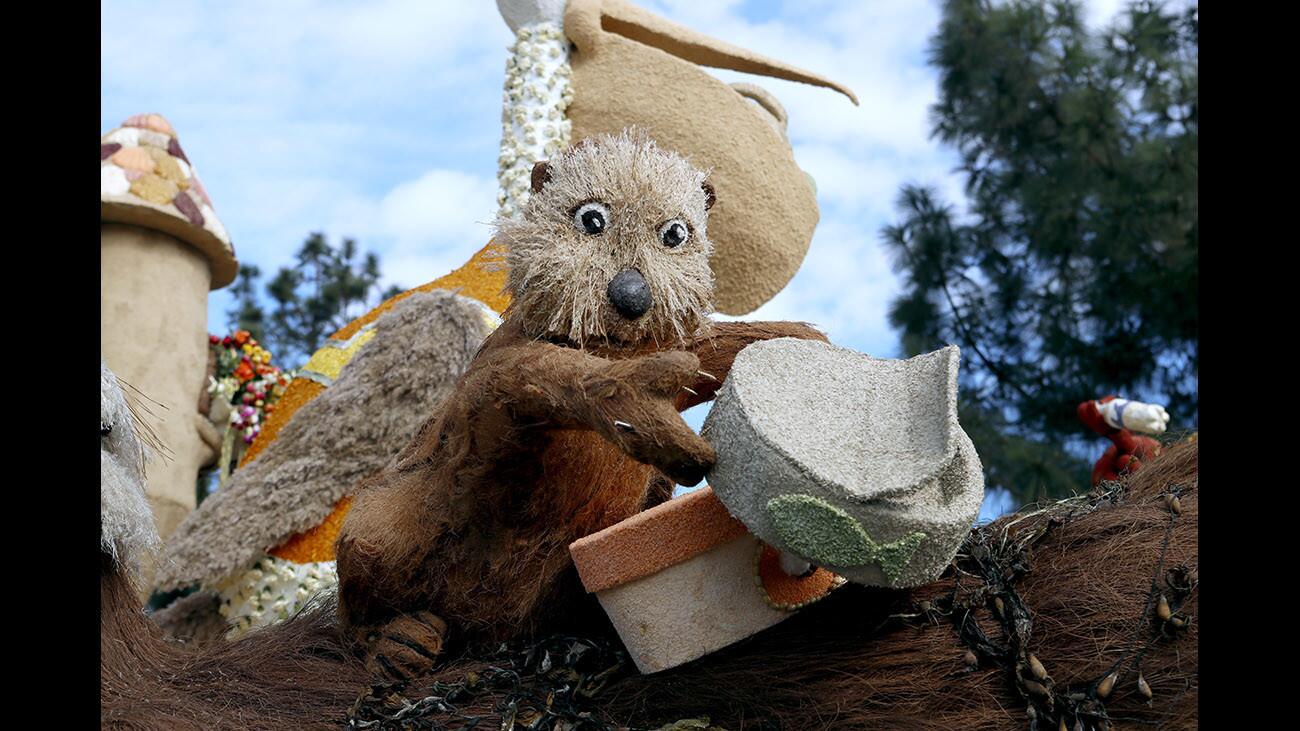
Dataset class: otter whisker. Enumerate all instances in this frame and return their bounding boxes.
[698,370,718,382]
[613,420,637,433]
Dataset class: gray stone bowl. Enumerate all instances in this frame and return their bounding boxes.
[701,338,984,588]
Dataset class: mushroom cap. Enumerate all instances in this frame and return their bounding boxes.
[101,113,238,289]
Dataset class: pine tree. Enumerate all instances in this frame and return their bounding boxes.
[227,264,266,343]
[225,233,402,369]
[881,0,1197,506]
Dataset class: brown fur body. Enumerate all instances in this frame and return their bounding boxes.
[334,131,831,677]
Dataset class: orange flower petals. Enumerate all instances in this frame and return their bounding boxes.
[755,543,843,611]
[269,495,354,563]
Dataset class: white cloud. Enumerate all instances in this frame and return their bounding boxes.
[101,0,1120,358]
[374,170,498,246]
[636,0,946,158]
[102,0,512,328]
[721,215,901,358]
[341,169,501,290]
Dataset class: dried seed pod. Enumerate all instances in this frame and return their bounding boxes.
[1169,615,1187,629]
[1097,671,1118,699]
[1028,654,1049,681]
[994,596,1005,617]
[1156,594,1172,621]
[919,600,931,614]
[1024,679,1050,698]
[1137,673,1152,700]
[1187,568,1198,584]
[1059,718,1068,731]
[1165,493,1182,515]
[963,650,978,667]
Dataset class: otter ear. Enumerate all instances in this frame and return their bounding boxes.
[531,161,552,194]
[702,180,716,211]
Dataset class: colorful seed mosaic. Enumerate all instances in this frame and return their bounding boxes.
[100,113,234,261]
[269,496,355,564]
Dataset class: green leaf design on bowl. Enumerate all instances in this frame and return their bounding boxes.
[767,494,926,584]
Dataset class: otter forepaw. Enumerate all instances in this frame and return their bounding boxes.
[605,350,701,399]
[607,404,716,486]
[358,611,449,681]
[587,351,718,484]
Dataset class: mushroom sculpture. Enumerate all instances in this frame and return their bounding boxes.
[101,113,237,541]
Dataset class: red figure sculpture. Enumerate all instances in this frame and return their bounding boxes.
[1077,395,1168,486]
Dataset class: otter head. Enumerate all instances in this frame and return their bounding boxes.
[496,129,716,348]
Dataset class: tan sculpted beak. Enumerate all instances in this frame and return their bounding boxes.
[590,0,858,105]
[564,0,857,315]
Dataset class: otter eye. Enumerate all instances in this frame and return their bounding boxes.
[573,202,608,235]
[101,422,112,437]
[659,219,689,248]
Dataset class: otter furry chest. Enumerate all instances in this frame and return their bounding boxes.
[533,429,655,534]
[438,320,665,539]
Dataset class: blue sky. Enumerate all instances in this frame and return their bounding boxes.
[102,0,1127,520]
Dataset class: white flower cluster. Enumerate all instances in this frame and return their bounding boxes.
[207,375,238,402]
[213,555,338,638]
[497,22,573,220]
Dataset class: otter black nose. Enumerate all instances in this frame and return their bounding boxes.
[607,269,652,320]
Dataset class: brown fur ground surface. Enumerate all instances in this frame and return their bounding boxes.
[103,440,1196,729]
[101,552,370,731]
[149,587,227,644]
[380,438,1199,730]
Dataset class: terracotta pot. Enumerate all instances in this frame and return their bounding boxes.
[569,486,841,673]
